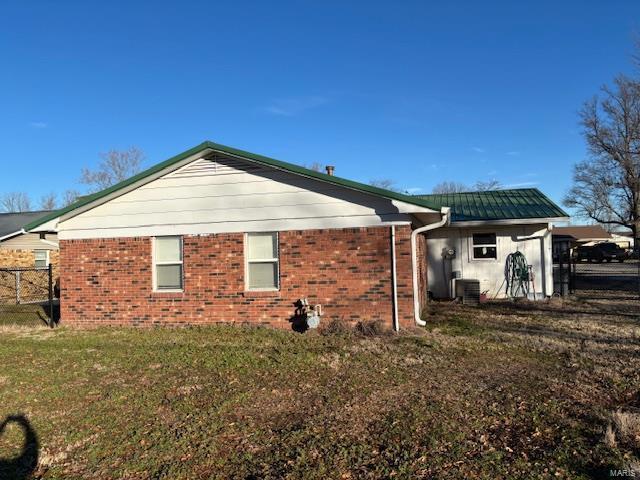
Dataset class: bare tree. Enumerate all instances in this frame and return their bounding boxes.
[304,162,323,172]
[564,75,640,249]
[62,189,81,207]
[40,192,57,210]
[431,181,469,194]
[81,147,144,192]
[474,179,503,191]
[1,192,32,212]
[369,178,399,192]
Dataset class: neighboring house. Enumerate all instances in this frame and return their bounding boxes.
[0,211,59,269]
[610,229,635,251]
[26,142,568,329]
[552,225,612,247]
[413,189,569,299]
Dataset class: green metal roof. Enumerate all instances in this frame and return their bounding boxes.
[414,189,568,222]
[25,141,441,231]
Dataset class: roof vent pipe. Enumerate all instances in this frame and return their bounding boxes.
[325,165,335,176]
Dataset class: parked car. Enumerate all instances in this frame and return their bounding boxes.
[574,242,628,263]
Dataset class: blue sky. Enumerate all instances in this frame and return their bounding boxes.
[1,1,639,212]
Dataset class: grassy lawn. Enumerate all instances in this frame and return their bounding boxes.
[0,291,639,479]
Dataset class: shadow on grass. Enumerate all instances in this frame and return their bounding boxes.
[486,297,640,320]
[0,415,39,479]
[0,301,59,328]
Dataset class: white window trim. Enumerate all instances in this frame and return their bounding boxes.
[469,232,498,261]
[245,232,280,292]
[34,249,50,269]
[152,236,184,292]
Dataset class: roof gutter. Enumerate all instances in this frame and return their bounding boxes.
[450,217,569,227]
[411,207,450,327]
[0,229,25,243]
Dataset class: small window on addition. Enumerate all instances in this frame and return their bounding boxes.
[472,233,497,260]
[154,236,183,291]
[246,232,279,290]
[34,250,49,268]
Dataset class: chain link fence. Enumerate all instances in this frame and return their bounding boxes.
[571,258,640,294]
[553,241,640,297]
[0,265,57,327]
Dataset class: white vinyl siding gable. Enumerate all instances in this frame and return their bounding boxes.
[246,232,279,291]
[0,233,58,251]
[56,155,425,240]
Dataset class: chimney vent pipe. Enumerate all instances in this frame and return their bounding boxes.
[325,165,335,176]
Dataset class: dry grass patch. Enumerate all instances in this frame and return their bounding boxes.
[0,290,638,478]
[610,410,640,451]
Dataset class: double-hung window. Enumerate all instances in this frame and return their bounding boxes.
[471,233,497,260]
[34,250,49,268]
[246,232,279,290]
[154,236,183,291]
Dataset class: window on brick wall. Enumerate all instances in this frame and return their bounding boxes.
[34,250,49,268]
[246,232,279,290]
[153,236,183,291]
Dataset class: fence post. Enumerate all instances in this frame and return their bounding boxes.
[558,248,565,296]
[15,270,21,305]
[569,250,575,294]
[48,263,54,327]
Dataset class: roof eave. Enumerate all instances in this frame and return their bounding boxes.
[28,216,61,234]
[0,229,25,242]
[25,141,441,231]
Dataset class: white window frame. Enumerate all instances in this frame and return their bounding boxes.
[470,232,498,261]
[245,232,280,291]
[152,236,184,292]
[34,249,50,269]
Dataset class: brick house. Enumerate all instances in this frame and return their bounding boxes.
[26,142,567,330]
[26,142,447,330]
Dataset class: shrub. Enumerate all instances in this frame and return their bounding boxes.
[319,317,351,336]
[354,319,388,337]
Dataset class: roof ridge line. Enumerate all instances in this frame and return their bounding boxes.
[24,141,440,231]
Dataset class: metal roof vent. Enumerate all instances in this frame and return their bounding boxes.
[325,165,335,176]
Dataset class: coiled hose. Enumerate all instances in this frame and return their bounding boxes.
[504,251,530,298]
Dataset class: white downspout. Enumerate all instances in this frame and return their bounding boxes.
[509,223,553,297]
[390,225,399,331]
[411,207,450,327]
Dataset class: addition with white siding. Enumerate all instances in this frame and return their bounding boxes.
[414,190,568,300]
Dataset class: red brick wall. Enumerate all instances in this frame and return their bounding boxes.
[393,226,416,329]
[59,226,417,329]
[415,233,428,322]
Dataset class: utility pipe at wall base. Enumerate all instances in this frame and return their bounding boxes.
[411,208,450,327]
[390,225,399,332]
